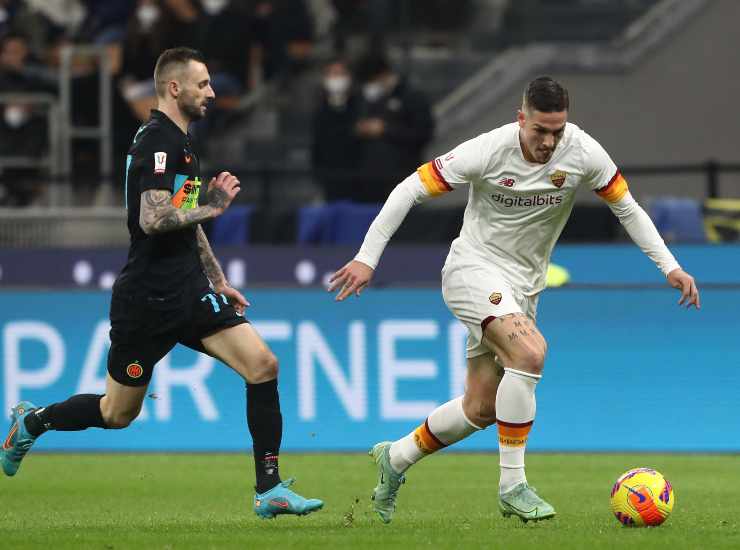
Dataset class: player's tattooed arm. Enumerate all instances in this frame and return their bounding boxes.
[139,172,240,235]
[206,184,229,211]
[196,225,226,287]
[196,222,250,314]
[139,189,218,235]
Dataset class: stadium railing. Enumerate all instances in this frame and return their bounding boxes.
[0,161,738,248]
[0,93,62,205]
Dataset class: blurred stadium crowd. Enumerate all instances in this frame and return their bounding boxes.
[0,0,478,208]
[0,0,737,246]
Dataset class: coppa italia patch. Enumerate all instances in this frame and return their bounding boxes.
[154,152,167,174]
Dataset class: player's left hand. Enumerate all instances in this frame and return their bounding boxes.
[667,268,700,309]
[216,284,250,314]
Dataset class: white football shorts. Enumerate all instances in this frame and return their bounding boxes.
[442,256,540,358]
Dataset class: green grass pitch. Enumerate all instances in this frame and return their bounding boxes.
[2,453,739,549]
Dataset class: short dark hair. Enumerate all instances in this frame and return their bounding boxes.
[1,31,29,50]
[153,47,206,97]
[354,51,392,83]
[523,76,569,113]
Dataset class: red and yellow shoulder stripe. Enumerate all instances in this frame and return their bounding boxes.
[417,159,453,196]
[596,170,629,203]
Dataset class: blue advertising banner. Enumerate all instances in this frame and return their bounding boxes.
[0,288,738,451]
[1,244,739,288]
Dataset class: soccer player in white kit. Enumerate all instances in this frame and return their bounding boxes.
[329,77,700,523]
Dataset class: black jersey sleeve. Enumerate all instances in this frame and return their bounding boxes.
[137,130,183,194]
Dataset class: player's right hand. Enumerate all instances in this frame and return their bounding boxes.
[328,260,374,302]
[207,171,241,214]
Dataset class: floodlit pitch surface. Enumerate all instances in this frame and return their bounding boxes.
[2,453,738,549]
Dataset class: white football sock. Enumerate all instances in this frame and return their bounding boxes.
[389,396,482,473]
[496,368,540,493]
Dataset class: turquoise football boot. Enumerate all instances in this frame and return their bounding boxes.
[1,401,39,477]
[253,478,324,519]
[499,482,556,522]
[369,441,406,524]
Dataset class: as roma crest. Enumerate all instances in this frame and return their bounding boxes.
[489,292,502,305]
[549,170,567,188]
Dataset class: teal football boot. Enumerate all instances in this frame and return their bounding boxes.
[499,482,556,522]
[253,478,324,519]
[1,401,39,477]
[369,441,406,524]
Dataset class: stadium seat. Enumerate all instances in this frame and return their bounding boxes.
[210,205,254,245]
[297,201,382,244]
[648,198,706,243]
[329,202,382,244]
[297,204,335,244]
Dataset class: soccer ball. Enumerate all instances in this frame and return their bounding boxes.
[610,468,674,527]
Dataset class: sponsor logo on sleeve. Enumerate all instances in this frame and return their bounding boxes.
[489,292,502,305]
[154,152,167,174]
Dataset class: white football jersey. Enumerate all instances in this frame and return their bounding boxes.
[417,122,628,295]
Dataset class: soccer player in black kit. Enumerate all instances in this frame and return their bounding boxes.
[1,47,323,519]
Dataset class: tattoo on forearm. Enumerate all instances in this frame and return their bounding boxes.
[207,186,229,210]
[196,226,225,285]
[140,190,215,234]
[144,189,171,208]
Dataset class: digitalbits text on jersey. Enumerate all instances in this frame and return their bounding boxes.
[490,193,563,208]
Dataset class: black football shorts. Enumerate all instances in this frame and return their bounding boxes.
[107,281,248,387]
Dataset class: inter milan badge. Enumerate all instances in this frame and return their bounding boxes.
[549,170,567,188]
[489,292,502,305]
[126,362,143,379]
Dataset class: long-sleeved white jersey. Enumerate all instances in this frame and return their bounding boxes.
[355,121,680,294]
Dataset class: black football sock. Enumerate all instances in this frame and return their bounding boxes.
[246,379,283,493]
[24,394,107,436]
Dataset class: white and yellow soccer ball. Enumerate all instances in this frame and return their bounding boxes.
[610,468,674,527]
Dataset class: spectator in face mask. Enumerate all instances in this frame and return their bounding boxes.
[310,58,360,202]
[353,51,434,203]
[119,0,179,122]
[197,0,252,99]
[0,32,56,206]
